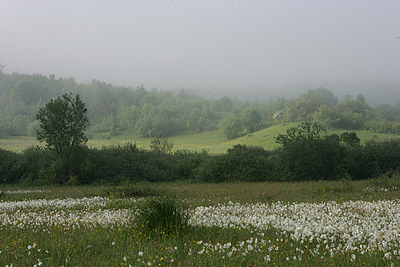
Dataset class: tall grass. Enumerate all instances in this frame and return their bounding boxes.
[1,180,400,266]
[135,195,190,236]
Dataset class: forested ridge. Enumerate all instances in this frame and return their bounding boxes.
[2,71,400,140]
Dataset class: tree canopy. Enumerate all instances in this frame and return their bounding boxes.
[36,93,90,158]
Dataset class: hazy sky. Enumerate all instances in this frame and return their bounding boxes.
[1,0,399,102]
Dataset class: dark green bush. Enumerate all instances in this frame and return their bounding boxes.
[0,148,22,184]
[194,144,275,182]
[275,121,345,181]
[193,155,226,183]
[363,138,400,176]
[170,149,209,181]
[18,146,53,185]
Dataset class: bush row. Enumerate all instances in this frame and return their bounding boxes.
[1,137,400,186]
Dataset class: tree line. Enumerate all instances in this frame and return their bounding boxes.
[1,72,400,140]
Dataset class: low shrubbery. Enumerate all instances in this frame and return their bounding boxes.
[2,121,400,186]
[195,144,275,182]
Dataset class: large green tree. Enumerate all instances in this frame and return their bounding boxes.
[241,106,262,133]
[36,93,90,184]
[219,114,243,139]
[285,93,323,122]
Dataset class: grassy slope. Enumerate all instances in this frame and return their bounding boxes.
[1,124,399,153]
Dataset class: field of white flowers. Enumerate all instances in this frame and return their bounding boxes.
[1,189,399,266]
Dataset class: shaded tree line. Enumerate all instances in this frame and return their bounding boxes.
[0,73,272,138]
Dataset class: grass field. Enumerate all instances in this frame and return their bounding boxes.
[1,124,399,153]
[1,178,400,266]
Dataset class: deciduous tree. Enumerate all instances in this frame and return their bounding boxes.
[36,93,90,184]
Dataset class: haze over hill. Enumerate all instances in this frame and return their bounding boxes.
[1,0,399,106]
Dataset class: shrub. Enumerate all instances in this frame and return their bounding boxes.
[149,134,173,154]
[0,148,22,184]
[194,144,275,182]
[367,172,400,189]
[170,149,209,181]
[86,143,171,184]
[135,195,190,235]
[275,121,345,181]
[193,155,226,183]
[18,146,55,185]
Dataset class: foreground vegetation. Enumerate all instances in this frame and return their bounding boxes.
[1,178,400,266]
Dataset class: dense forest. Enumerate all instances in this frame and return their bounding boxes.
[1,71,400,140]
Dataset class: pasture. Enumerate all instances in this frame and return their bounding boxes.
[1,179,400,266]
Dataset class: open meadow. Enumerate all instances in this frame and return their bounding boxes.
[1,179,400,266]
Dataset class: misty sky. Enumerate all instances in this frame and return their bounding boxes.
[1,0,399,103]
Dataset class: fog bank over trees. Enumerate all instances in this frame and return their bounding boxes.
[180,79,400,107]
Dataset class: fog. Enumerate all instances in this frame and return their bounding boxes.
[1,0,399,105]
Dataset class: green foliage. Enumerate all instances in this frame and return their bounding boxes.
[135,195,190,235]
[211,96,233,112]
[313,104,340,129]
[0,148,21,184]
[285,92,323,122]
[332,173,354,193]
[18,146,55,185]
[367,172,400,189]
[195,144,275,183]
[374,103,400,122]
[337,111,365,130]
[12,115,30,135]
[27,120,40,137]
[134,106,179,137]
[340,132,360,147]
[275,119,326,146]
[307,87,338,106]
[275,120,345,181]
[241,106,263,133]
[149,134,173,154]
[363,138,400,176]
[36,93,89,157]
[36,93,90,185]
[219,114,243,139]
[364,119,400,134]
[170,149,209,181]
[186,108,206,132]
